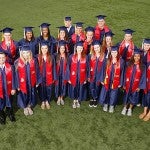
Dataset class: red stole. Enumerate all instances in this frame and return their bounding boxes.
[119,40,134,61]
[0,63,13,99]
[71,32,85,44]
[94,25,109,40]
[1,40,16,58]
[104,59,121,90]
[17,58,36,94]
[145,51,150,92]
[70,55,87,86]
[83,40,92,54]
[125,64,142,93]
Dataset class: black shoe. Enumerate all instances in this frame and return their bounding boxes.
[0,110,6,124]
[93,100,98,107]
[89,100,94,107]
[6,107,16,122]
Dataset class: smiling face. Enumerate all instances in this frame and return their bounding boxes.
[143,43,150,52]
[86,31,93,41]
[97,19,105,29]
[111,50,118,58]
[64,20,72,28]
[76,26,83,35]
[76,46,83,54]
[21,51,31,60]
[26,31,33,40]
[42,27,49,36]
[59,45,65,54]
[94,44,100,54]
[41,45,48,56]
[134,53,141,63]
[59,30,66,39]
[124,34,132,42]
[106,36,112,45]
[0,53,6,65]
[3,32,12,41]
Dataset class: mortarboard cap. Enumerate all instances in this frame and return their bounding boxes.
[96,15,107,20]
[0,27,14,33]
[143,38,150,44]
[105,31,115,37]
[134,48,142,54]
[57,26,67,32]
[85,26,94,32]
[39,23,51,28]
[20,45,31,51]
[64,16,72,21]
[74,22,84,28]
[92,40,101,46]
[57,40,67,47]
[24,27,34,32]
[76,41,83,47]
[111,46,118,51]
[123,29,135,35]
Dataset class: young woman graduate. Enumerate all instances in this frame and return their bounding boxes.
[0,51,16,124]
[37,42,56,109]
[18,27,38,56]
[88,40,106,107]
[139,38,150,121]
[67,41,89,108]
[55,40,68,106]
[121,48,146,116]
[15,45,41,116]
[99,46,125,113]
[37,23,56,54]
[0,27,18,65]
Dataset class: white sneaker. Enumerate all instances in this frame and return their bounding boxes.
[57,99,61,105]
[109,105,114,113]
[27,107,33,115]
[76,100,80,108]
[103,104,108,112]
[127,108,132,116]
[72,100,76,109]
[121,107,127,115]
[60,99,65,105]
[24,108,29,116]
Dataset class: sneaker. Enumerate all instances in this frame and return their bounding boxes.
[57,99,61,106]
[60,99,65,105]
[45,101,50,109]
[76,100,80,108]
[127,108,132,116]
[72,101,76,109]
[27,107,33,115]
[93,100,97,108]
[103,104,108,112]
[109,105,114,113]
[41,102,45,109]
[24,108,29,116]
[136,103,141,107]
[121,107,127,115]
[89,100,93,107]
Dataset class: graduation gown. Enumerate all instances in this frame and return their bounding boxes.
[15,58,41,108]
[99,58,125,105]
[123,63,146,105]
[89,54,106,100]
[38,55,56,102]
[66,26,75,39]
[0,63,16,110]
[67,54,89,101]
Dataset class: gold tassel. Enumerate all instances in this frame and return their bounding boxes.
[39,43,41,54]
[1,33,4,41]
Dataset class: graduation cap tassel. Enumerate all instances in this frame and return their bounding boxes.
[57,41,59,53]
[1,33,4,41]
[24,28,26,39]
[74,45,76,55]
[142,39,144,50]
[39,43,41,54]
[40,26,42,36]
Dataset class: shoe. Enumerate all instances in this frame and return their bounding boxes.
[24,108,29,116]
[27,107,33,115]
[143,115,150,121]
[136,103,141,107]
[6,108,16,122]
[76,100,80,108]
[109,105,114,113]
[121,107,127,115]
[127,108,132,116]
[103,104,108,112]
[89,100,93,107]
[41,102,45,110]
[57,99,61,106]
[139,113,147,119]
[93,100,97,108]
[60,99,65,106]
[0,110,6,124]
[45,101,50,109]
[72,101,76,109]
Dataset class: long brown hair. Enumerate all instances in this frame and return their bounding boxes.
[102,37,113,53]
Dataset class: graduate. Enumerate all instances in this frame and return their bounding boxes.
[83,26,95,55]
[88,41,106,107]
[0,51,16,124]
[139,38,150,121]
[102,31,114,59]
[99,46,125,113]
[64,16,75,39]
[67,41,89,108]
[94,15,110,44]
[121,48,146,116]
[37,23,56,54]
[118,29,136,61]
[0,27,18,65]
[55,40,68,105]
[18,27,38,56]
[37,42,56,109]
[15,45,41,116]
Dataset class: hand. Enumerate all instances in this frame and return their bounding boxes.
[17,88,20,91]
[87,78,90,82]
[84,81,87,84]
[68,80,71,84]
[11,90,16,95]
[136,88,140,92]
[101,82,104,85]
[118,85,121,88]
[36,84,39,87]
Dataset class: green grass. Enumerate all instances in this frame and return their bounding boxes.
[0,0,150,149]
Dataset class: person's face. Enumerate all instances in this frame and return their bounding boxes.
[143,43,150,52]
[41,45,48,55]
[124,34,132,42]
[106,36,112,45]
[26,31,32,39]
[3,32,12,41]
[64,20,71,28]
[97,19,105,28]
[111,51,118,58]
[59,30,66,39]
[0,54,6,65]
[59,46,65,54]
[77,46,83,54]
[86,31,93,41]
[94,45,100,53]
[21,51,31,60]
[134,54,141,63]
[76,26,82,34]
[42,27,49,35]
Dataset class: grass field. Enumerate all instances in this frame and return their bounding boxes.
[0,0,150,150]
